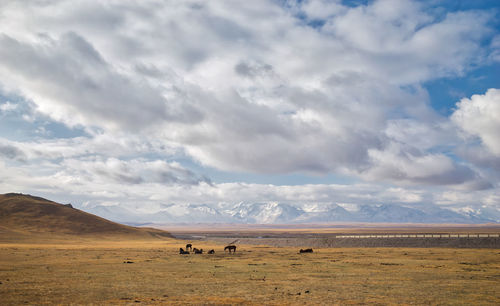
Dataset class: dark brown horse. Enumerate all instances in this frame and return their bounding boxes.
[224,245,236,253]
[186,244,192,251]
[299,248,313,253]
[179,247,190,254]
[193,248,203,254]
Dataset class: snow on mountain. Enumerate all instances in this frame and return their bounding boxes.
[450,206,500,223]
[154,203,233,223]
[79,201,497,224]
[416,206,474,223]
[294,203,351,223]
[225,202,304,223]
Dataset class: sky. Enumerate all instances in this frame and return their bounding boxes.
[0,0,499,220]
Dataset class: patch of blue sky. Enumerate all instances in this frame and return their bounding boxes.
[342,0,500,10]
[285,0,500,36]
[341,0,371,7]
[423,0,500,12]
[0,94,88,141]
[286,0,500,11]
[306,19,326,28]
[424,62,500,116]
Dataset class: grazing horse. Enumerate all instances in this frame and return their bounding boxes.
[299,248,313,253]
[193,248,203,254]
[179,248,190,254]
[208,249,215,254]
[224,245,236,253]
[186,244,192,251]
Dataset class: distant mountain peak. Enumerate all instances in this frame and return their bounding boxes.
[77,199,497,225]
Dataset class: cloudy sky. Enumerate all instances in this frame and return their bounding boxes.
[0,0,499,218]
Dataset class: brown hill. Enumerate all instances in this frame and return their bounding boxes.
[0,193,172,242]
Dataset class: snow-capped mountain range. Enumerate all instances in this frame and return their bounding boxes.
[80,202,499,225]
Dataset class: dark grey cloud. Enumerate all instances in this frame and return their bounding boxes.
[63,158,209,186]
[0,143,26,162]
[234,61,274,78]
[457,146,500,173]
[361,142,492,190]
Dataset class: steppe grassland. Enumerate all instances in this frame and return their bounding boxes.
[1,239,499,305]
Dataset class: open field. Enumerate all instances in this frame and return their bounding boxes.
[1,238,500,305]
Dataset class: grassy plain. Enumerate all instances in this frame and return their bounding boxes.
[1,238,499,305]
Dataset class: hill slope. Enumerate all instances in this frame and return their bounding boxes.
[0,193,172,241]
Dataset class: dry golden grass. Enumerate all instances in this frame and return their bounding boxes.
[1,238,499,305]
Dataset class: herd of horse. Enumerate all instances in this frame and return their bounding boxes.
[179,243,237,255]
[179,243,314,255]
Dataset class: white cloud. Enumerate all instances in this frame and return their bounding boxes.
[0,0,498,217]
[0,133,178,163]
[0,101,17,113]
[452,88,500,156]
